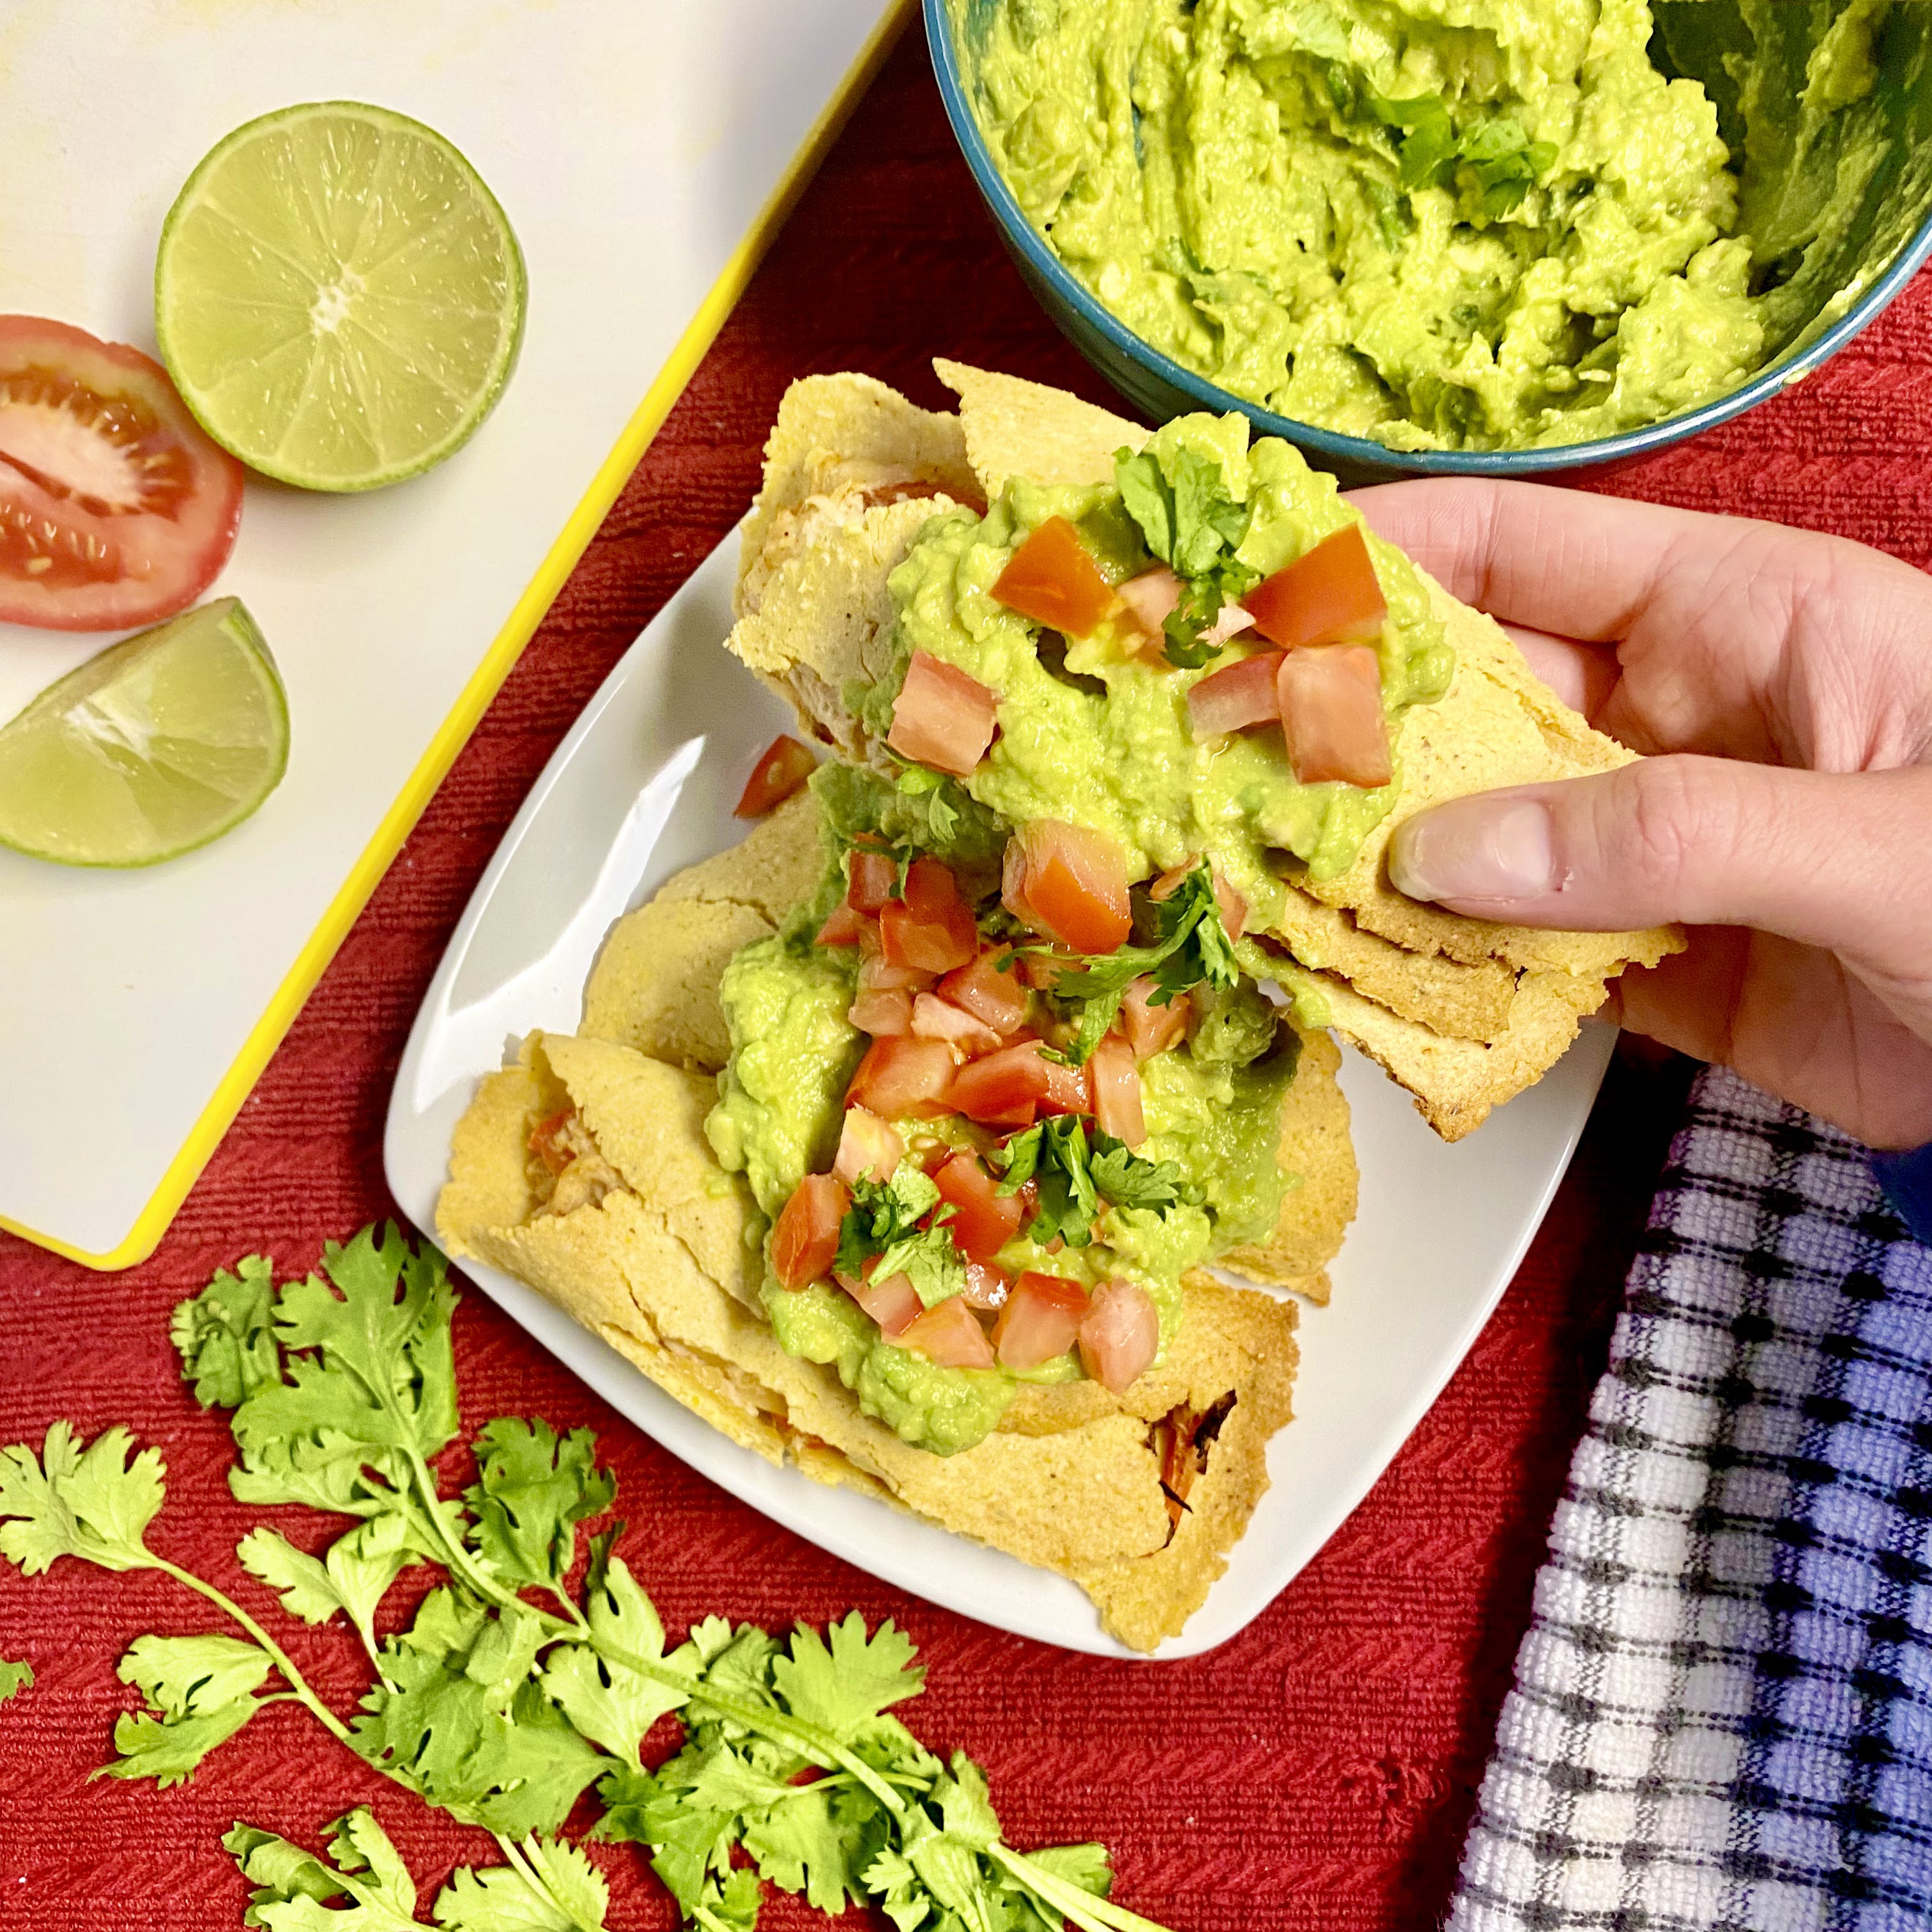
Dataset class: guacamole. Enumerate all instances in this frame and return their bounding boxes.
[954,0,1931,450]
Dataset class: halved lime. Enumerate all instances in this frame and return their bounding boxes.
[154,101,525,493]
[0,599,288,866]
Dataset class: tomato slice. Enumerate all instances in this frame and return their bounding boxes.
[734,735,816,817]
[1186,651,1284,737]
[931,1151,1027,1262]
[899,1294,997,1368]
[0,316,244,631]
[1089,1036,1146,1146]
[990,516,1116,637]
[1277,645,1392,788]
[993,1272,1091,1370]
[847,848,898,914]
[841,1269,923,1338]
[938,948,1031,1036]
[946,1039,1051,1126]
[885,649,998,776]
[834,1105,904,1186]
[1002,820,1131,954]
[1078,1280,1160,1393]
[771,1174,849,1289]
[1243,525,1388,650]
[848,1034,957,1118]
[1123,978,1191,1061]
[880,855,978,974]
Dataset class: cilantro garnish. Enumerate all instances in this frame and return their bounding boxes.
[996,1116,1204,1249]
[1112,447,1259,668]
[6,1221,1159,1932]
[0,1658,30,1705]
[1038,859,1240,1064]
[832,1162,967,1307]
[1369,92,1557,217]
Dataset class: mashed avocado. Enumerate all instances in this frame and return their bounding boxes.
[954,0,1931,450]
[880,411,1449,897]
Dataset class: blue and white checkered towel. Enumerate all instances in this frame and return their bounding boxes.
[1450,1064,1932,1931]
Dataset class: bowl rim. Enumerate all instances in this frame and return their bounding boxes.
[923,0,1932,476]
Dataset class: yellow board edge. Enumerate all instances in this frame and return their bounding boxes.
[0,0,916,1274]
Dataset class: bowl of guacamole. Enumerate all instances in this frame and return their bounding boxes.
[928,0,1932,477]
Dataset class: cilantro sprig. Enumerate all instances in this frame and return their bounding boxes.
[1368,91,1558,218]
[1040,859,1240,1064]
[834,1163,967,1308]
[1112,447,1259,668]
[997,1116,1204,1250]
[1,1222,1164,1932]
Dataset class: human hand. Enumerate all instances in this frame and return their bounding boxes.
[1350,479,1932,1151]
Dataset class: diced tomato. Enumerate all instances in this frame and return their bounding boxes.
[933,1151,1027,1261]
[841,1269,922,1338]
[1123,978,1191,1061]
[899,1294,997,1368]
[1078,1280,1160,1394]
[847,848,898,914]
[0,316,244,632]
[1002,820,1131,954]
[1038,1055,1093,1119]
[834,1106,903,1186]
[962,1259,1013,1312]
[849,986,913,1036]
[911,993,1001,1056]
[856,946,933,995]
[848,1035,957,1119]
[1186,651,1284,737]
[816,900,868,947]
[946,1040,1051,1127]
[771,1174,849,1290]
[527,1108,577,1177]
[885,650,998,776]
[1089,1036,1146,1146]
[1277,646,1392,788]
[993,1273,1091,1371]
[1200,602,1258,650]
[938,948,1031,1036]
[1243,525,1387,649]
[1213,871,1248,940]
[734,735,817,818]
[990,515,1115,637]
[880,855,977,974]
[1115,564,1181,636]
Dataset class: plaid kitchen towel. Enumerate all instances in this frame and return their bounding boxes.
[1448,1064,1932,1932]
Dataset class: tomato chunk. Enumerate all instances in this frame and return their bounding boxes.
[1078,1280,1160,1393]
[1115,565,1181,636]
[1122,978,1190,1061]
[911,992,1001,1055]
[990,515,1115,637]
[0,316,244,632]
[1277,645,1392,788]
[962,1259,1013,1312]
[938,948,1031,1036]
[771,1174,849,1290]
[1244,525,1387,649]
[834,1106,903,1186]
[1089,1036,1146,1146]
[1038,1054,1093,1119]
[993,1272,1091,1371]
[841,1269,922,1338]
[847,848,898,914]
[946,1040,1050,1127]
[816,900,868,947]
[1002,820,1131,954]
[1186,651,1284,737]
[885,650,998,776]
[848,986,913,1036]
[880,855,977,974]
[856,945,932,995]
[899,1294,997,1368]
[931,1151,1024,1261]
[734,735,816,817]
[848,1035,956,1118]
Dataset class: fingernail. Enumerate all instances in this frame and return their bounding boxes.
[1389,798,1555,904]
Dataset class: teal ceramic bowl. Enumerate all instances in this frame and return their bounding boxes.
[926,0,1932,482]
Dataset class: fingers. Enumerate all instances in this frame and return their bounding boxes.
[1496,624,1621,724]
[1386,757,1932,991]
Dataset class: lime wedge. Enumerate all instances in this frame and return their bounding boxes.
[155,101,525,492]
[0,599,289,866]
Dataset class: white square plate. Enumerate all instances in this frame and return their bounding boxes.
[383,533,1611,1659]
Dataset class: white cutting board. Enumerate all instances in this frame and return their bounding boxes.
[0,0,907,1268]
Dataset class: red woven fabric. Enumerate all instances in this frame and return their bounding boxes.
[3,31,1928,1929]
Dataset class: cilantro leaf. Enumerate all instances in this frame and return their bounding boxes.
[540,1555,691,1763]
[226,1809,422,1930]
[1112,448,1257,668]
[700,1868,764,1932]
[0,1658,31,1705]
[0,1421,165,1577]
[772,1613,924,1738]
[835,1164,962,1303]
[464,1419,615,1602]
[104,1630,274,1789]
[996,1117,1202,1250]
[1368,91,1554,213]
[1086,1142,1200,1215]
[238,1516,416,1659]
[434,1836,611,1932]
[741,1781,863,1917]
[172,1254,281,1409]
[1369,91,1456,190]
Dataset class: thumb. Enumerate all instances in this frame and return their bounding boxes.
[1386,755,1932,978]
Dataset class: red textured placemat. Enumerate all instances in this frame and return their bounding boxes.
[3,32,1928,1930]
